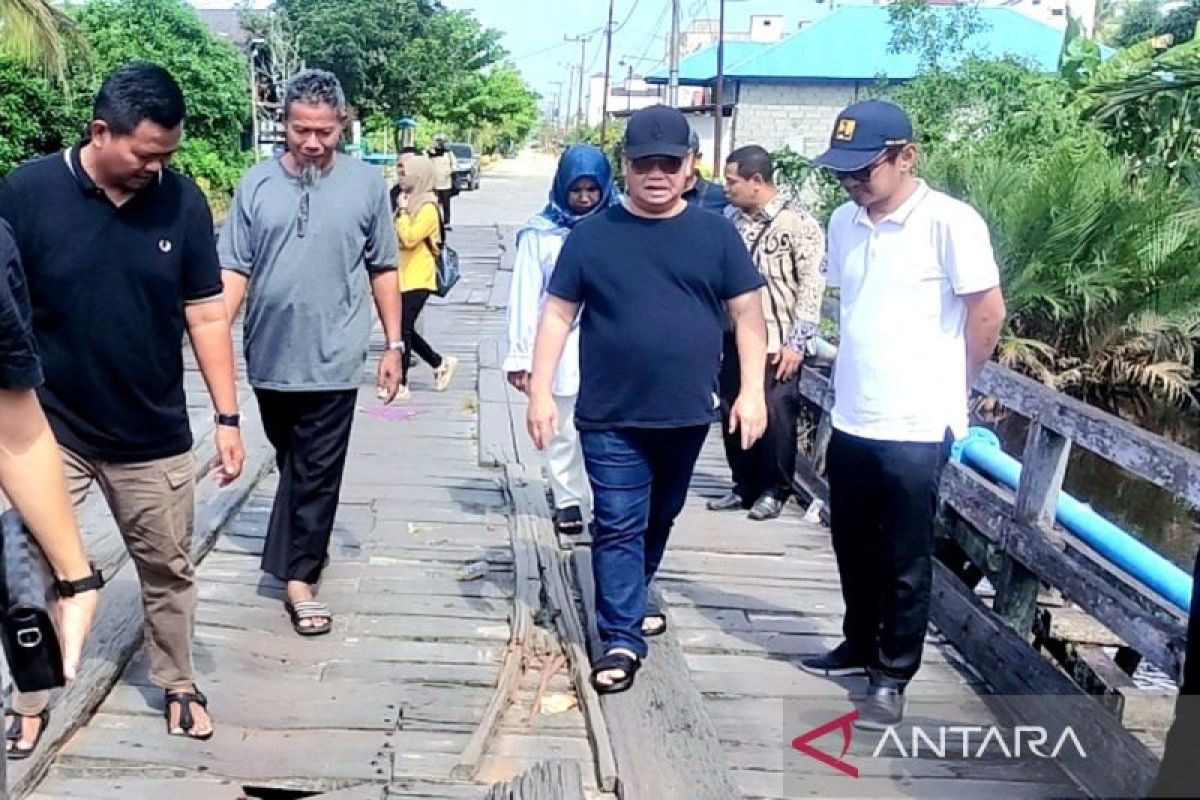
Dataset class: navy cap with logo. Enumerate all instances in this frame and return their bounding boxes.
[812,100,914,173]
[624,104,692,160]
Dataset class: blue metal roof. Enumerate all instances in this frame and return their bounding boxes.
[648,41,774,87]
[648,6,1074,85]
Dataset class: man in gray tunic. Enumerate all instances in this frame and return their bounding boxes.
[220,70,403,635]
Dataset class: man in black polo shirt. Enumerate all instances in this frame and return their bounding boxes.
[527,105,768,694]
[0,62,245,743]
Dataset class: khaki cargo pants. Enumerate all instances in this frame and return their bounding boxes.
[13,447,197,717]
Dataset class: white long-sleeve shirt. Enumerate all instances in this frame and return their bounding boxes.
[502,221,581,397]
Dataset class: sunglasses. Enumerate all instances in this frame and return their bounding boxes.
[839,153,895,183]
[630,156,685,176]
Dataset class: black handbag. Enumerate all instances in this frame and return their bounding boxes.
[0,510,65,692]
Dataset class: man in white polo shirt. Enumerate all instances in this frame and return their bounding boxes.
[799,101,1006,729]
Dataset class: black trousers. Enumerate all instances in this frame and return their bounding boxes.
[827,427,949,683]
[437,189,453,228]
[400,289,443,383]
[718,333,801,503]
[1149,543,1200,797]
[256,388,357,584]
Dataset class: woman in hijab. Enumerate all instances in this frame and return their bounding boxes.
[503,144,619,536]
[395,155,457,400]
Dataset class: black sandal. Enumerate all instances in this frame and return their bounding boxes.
[553,506,585,536]
[164,689,213,741]
[285,599,333,636]
[642,613,668,637]
[5,709,48,760]
[589,650,641,695]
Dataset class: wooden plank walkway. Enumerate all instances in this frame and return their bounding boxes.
[28,222,1092,799]
[30,226,614,800]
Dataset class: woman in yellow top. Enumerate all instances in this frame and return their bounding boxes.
[395,155,457,399]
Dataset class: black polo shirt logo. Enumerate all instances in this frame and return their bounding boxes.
[158,239,173,254]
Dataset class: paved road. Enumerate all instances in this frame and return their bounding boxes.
[451,150,557,229]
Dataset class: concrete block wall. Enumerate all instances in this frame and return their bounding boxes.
[733,82,864,157]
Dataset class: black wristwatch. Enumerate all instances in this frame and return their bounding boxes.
[215,412,241,428]
[55,566,105,598]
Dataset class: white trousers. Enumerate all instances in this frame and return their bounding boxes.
[548,394,591,512]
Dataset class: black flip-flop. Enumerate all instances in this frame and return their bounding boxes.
[5,709,48,760]
[554,506,585,536]
[164,689,213,741]
[642,613,668,637]
[589,651,642,695]
[285,600,333,636]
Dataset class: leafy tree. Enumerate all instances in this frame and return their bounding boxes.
[1159,0,1200,45]
[887,0,989,72]
[278,0,505,122]
[0,54,78,173]
[426,65,539,153]
[1112,0,1163,46]
[889,58,1076,161]
[72,0,251,194]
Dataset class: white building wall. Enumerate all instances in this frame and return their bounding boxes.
[733,82,864,157]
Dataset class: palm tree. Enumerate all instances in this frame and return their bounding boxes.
[0,0,78,79]
[925,137,1200,415]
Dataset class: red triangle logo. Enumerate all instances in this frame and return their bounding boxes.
[791,710,860,778]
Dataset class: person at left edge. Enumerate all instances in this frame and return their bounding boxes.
[0,62,246,743]
[220,69,403,639]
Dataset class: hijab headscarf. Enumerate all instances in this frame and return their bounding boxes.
[537,144,620,230]
[400,155,439,220]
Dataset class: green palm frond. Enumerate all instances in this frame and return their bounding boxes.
[0,0,80,81]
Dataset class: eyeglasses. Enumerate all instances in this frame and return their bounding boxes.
[630,156,685,176]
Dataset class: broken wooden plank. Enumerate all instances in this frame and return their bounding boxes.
[484,759,585,800]
[505,463,617,793]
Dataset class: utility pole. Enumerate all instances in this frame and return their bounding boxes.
[713,0,726,176]
[563,64,576,138]
[550,80,565,134]
[668,0,681,106]
[600,0,616,145]
[565,33,592,134]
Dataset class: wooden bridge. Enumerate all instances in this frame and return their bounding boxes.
[10,223,1192,799]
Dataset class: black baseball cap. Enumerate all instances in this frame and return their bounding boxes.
[624,104,692,160]
[812,100,914,173]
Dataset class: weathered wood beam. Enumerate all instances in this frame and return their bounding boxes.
[572,547,741,800]
[975,363,1200,507]
[995,421,1071,636]
[929,560,1158,799]
[940,462,1188,680]
[484,759,586,800]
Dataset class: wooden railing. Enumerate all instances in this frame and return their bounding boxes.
[792,358,1195,798]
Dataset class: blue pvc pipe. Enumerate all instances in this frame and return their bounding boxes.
[952,427,1194,613]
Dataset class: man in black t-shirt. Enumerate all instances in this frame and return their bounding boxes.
[527,105,769,694]
[0,63,245,745]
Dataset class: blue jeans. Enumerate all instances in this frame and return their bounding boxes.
[580,425,710,657]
